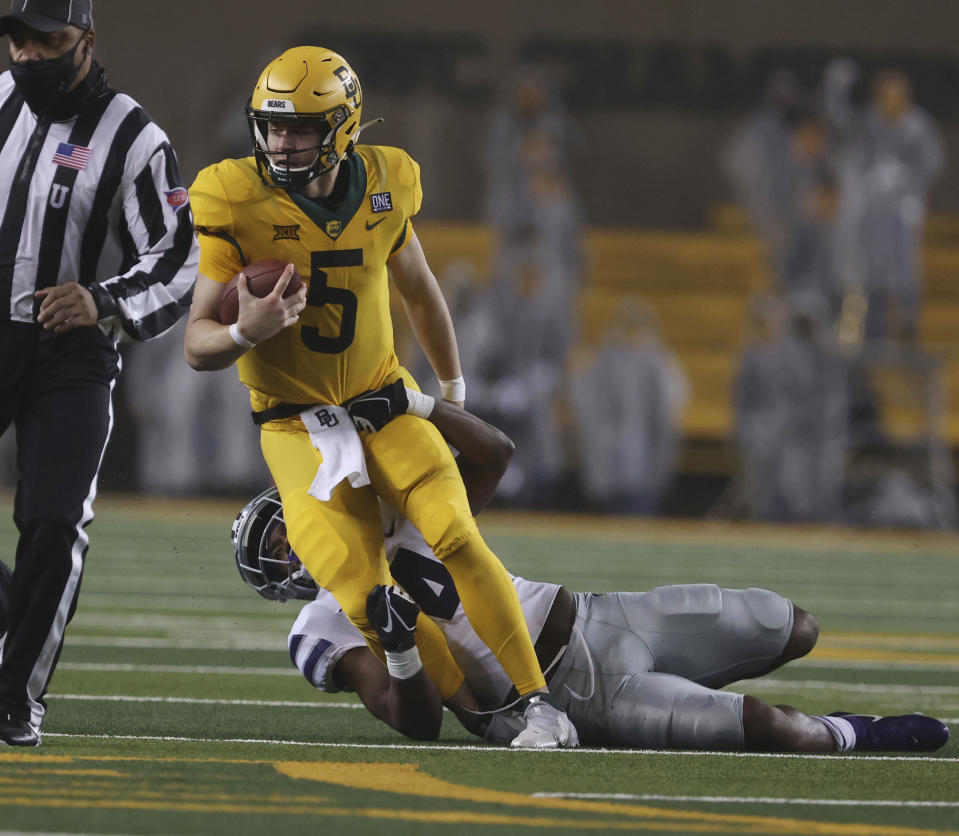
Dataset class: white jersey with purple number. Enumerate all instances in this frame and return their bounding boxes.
[288,506,560,707]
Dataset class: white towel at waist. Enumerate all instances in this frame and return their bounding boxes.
[299,405,370,501]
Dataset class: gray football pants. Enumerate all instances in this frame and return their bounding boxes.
[547,585,794,749]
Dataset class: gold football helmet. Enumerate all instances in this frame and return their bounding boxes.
[246,46,364,190]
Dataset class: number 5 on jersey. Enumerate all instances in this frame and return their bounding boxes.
[301,249,361,354]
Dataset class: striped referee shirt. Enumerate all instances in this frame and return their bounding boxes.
[0,65,198,342]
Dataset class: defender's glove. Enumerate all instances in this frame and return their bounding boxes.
[345,380,409,432]
[366,584,419,652]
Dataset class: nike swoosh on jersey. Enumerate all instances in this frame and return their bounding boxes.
[365,217,386,231]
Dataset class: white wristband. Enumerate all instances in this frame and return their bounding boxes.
[385,647,423,680]
[405,387,435,419]
[439,376,466,402]
[229,322,256,349]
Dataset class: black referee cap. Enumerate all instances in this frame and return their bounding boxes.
[0,0,93,35]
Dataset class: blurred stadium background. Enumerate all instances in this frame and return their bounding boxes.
[5,0,959,529]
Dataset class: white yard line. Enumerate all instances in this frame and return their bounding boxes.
[794,659,959,671]
[44,693,959,727]
[73,636,959,666]
[66,636,287,651]
[41,732,959,762]
[71,613,290,631]
[55,663,959,696]
[61,651,959,672]
[0,831,137,836]
[532,792,959,808]
[48,693,363,709]
[747,679,959,695]
[57,663,298,676]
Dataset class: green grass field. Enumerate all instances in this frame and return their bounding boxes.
[1,497,957,835]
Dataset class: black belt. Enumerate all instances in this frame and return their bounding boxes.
[251,402,316,426]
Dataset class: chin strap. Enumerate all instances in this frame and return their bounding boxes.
[355,117,384,141]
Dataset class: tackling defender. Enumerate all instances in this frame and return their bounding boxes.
[184,47,572,747]
[233,384,950,753]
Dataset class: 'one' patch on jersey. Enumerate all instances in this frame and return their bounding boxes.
[370,192,393,213]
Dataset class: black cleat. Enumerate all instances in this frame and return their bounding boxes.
[0,713,41,747]
[830,711,949,752]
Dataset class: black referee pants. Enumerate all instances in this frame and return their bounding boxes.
[0,320,118,726]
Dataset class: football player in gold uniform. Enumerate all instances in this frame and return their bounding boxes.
[184,46,575,747]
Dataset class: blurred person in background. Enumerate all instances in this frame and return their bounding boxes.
[776,300,849,522]
[569,298,687,515]
[423,260,494,392]
[410,261,553,503]
[481,66,584,506]
[124,320,269,495]
[733,294,848,522]
[732,294,790,521]
[723,73,847,324]
[824,59,945,343]
[781,160,844,325]
[483,263,570,507]
[720,69,808,278]
[485,64,583,341]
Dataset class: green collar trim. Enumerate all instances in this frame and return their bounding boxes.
[288,153,367,237]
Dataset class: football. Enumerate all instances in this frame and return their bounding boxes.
[218,258,303,325]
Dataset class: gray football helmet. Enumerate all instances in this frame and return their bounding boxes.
[232,486,317,602]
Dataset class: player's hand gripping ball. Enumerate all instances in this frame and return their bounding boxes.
[218,259,303,324]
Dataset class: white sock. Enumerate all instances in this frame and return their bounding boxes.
[813,715,857,752]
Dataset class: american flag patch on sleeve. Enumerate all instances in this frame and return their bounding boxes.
[52,142,92,171]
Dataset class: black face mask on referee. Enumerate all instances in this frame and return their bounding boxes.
[9,38,94,119]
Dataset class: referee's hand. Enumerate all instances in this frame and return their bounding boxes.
[35,283,98,333]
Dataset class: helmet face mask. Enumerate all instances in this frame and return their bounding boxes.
[247,108,347,190]
[232,486,318,602]
[247,47,363,191]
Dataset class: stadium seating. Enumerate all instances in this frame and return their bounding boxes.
[414,216,959,453]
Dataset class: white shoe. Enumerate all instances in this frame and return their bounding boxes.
[510,695,579,749]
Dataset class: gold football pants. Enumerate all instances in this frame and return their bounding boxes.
[260,400,546,698]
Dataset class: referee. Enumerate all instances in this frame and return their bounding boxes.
[0,0,198,746]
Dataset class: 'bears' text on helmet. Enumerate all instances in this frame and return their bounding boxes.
[232,486,318,602]
[246,46,364,190]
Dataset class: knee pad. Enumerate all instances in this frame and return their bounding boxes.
[743,588,793,631]
[734,588,793,641]
[598,670,745,750]
[365,416,476,557]
[627,584,724,633]
[673,692,745,750]
[414,496,477,559]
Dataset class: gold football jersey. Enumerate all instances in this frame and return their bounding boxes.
[189,145,422,410]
